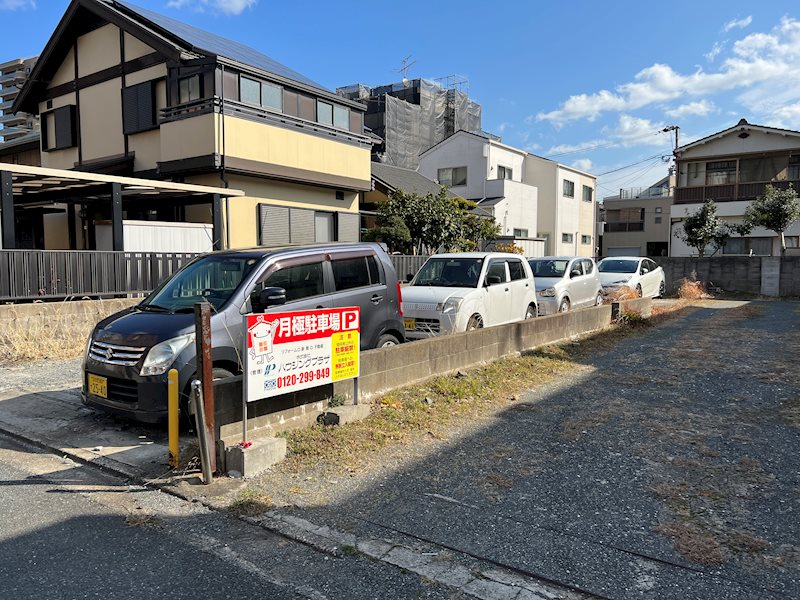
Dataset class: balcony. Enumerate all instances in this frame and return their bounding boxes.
[675,180,800,204]
[605,221,644,233]
[619,185,670,199]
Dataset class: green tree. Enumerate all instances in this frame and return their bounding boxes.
[362,215,411,253]
[742,184,800,255]
[677,199,735,257]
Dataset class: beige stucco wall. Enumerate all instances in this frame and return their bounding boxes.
[49,47,75,88]
[77,23,120,77]
[127,72,167,172]
[123,32,153,61]
[43,208,70,250]
[186,174,359,249]
[222,116,371,184]
[80,78,125,162]
[39,93,78,169]
[125,63,167,86]
[602,196,672,255]
[160,113,219,162]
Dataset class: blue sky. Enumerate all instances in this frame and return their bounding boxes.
[3,0,800,198]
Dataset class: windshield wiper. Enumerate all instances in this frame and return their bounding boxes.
[170,307,198,314]
[139,304,170,312]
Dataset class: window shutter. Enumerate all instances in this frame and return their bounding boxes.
[289,208,314,244]
[337,212,360,242]
[54,106,76,149]
[122,86,139,134]
[136,82,155,130]
[259,204,289,246]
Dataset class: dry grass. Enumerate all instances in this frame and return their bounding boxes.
[124,513,162,528]
[656,521,726,566]
[0,306,93,362]
[226,488,274,517]
[678,277,712,300]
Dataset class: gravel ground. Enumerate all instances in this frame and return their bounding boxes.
[254,300,800,599]
[0,358,82,395]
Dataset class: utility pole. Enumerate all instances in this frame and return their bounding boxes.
[662,125,679,151]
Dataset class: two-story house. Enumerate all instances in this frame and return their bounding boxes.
[600,174,673,257]
[671,119,800,256]
[418,130,597,257]
[9,0,371,250]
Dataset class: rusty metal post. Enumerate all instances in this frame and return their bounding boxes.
[194,302,216,474]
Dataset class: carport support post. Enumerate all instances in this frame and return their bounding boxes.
[194,302,216,474]
[110,182,123,251]
[211,193,222,251]
[1,170,15,249]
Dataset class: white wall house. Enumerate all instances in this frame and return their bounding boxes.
[418,130,597,257]
[671,119,800,257]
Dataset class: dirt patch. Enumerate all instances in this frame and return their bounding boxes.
[227,488,274,517]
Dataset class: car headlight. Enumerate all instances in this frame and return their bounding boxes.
[439,297,464,314]
[538,287,556,297]
[83,333,94,367]
[140,333,195,377]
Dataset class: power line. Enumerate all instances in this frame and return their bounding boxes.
[545,128,672,158]
[596,152,668,177]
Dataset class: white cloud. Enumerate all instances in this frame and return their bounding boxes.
[665,100,717,118]
[0,0,35,9]
[166,0,256,15]
[497,122,511,133]
[603,115,668,147]
[705,41,725,62]
[536,17,800,125]
[723,16,752,32]
[547,139,606,155]
[571,158,594,172]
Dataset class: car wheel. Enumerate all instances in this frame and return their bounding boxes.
[658,281,666,298]
[635,284,643,298]
[595,292,604,306]
[525,304,537,319]
[467,314,484,330]
[558,298,570,313]
[376,333,400,348]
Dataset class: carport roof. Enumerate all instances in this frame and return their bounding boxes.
[0,162,244,202]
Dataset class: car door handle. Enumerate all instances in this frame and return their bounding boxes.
[316,305,325,309]
[504,287,509,292]
[370,294,383,304]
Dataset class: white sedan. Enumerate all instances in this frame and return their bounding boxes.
[597,257,666,298]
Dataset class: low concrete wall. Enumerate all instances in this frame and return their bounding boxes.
[215,301,656,443]
[0,298,139,329]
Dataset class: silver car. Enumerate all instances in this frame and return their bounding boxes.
[528,256,604,315]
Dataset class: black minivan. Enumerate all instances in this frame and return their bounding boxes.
[82,243,405,423]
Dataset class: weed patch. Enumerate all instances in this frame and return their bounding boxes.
[227,488,274,517]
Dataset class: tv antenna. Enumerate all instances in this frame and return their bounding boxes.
[398,55,416,81]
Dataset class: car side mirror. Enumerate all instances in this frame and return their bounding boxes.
[570,269,581,278]
[486,275,502,286]
[252,286,286,311]
[406,273,414,282]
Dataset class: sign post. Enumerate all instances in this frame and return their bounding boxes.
[242,307,360,442]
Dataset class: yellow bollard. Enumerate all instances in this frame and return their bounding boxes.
[168,368,179,469]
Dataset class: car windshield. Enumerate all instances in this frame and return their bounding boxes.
[598,259,639,274]
[528,259,568,278]
[142,255,261,311]
[412,258,484,288]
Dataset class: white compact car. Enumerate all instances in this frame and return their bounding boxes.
[527,256,604,315]
[597,257,666,298]
[402,253,538,339]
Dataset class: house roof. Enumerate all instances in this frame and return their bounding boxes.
[419,129,522,159]
[14,0,357,115]
[676,118,800,155]
[371,162,454,197]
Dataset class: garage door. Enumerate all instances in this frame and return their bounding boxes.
[607,246,641,257]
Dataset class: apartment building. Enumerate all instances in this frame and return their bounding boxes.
[671,119,800,256]
[9,0,370,250]
[600,175,673,257]
[0,57,38,143]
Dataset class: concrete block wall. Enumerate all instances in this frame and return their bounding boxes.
[653,257,763,295]
[0,298,140,330]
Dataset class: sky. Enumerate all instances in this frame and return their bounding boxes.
[3,0,800,199]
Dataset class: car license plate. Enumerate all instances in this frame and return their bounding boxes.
[404,318,416,331]
[88,374,108,398]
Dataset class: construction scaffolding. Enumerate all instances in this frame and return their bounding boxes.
[337,77,482,169]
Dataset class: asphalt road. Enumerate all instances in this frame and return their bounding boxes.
[0,434,455,600]
[269,300,800,599]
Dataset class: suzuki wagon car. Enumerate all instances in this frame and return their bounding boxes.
[82,243,405,423]
[401,252,538,340]
[528,256,603,315]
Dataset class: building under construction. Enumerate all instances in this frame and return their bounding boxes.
[337,78,482,169]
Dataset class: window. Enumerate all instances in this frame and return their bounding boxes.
[654,216,662,224]
[437,166,468,187]
[283,90,298,117]
[314,212,335,242]
[263,262,325,302]
[349,110,363,134]
[367,255,381,285]
[498,166,513,180]
[581,259,594,274]
[655,207,663,214]
[298,94,315,121]
[178,74,201,104]
[485,260,507,284]
[333,104,349,130]
[513,228,528,238]
[581,235,592,245]
[507,260,525,281]
[790,160,800,181]
[240,76,261,105]
[582,185,593,203]
[317,100,333,125]
[332,257,371,290]
[706,160,736,185]
[122,80,157,135]
[260,81,282,110]
[562,233,574,243]
[563,179,575,198]
[41,105,77,151]
[723,237,772,256]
